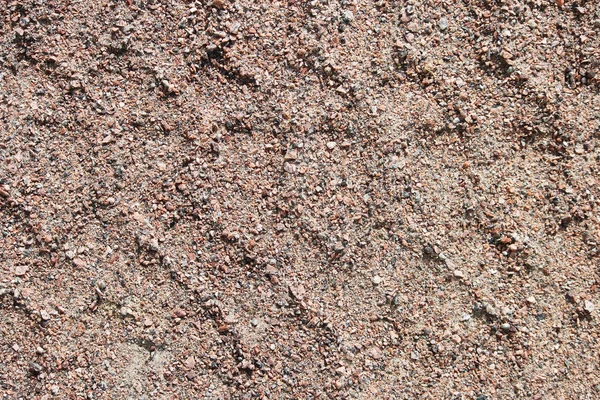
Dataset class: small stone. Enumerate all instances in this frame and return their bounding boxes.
[584,300,595,313]
[161,120,173,132]
[265,264,277,276]
[326,141,337,150]
[527,19,537,29]
[12,344,20,352]
[36,347,45,354]
[566,290,579,303]
[500,323,511,331]
[453,270,464,279]
[485,304,499,318]
[73,258,87,268]
[211,0,228,9]
[405,22,418,33]
[371,276,382,285]
[574,144,584,154]
[535,313,546,321]
[173,308,187,318]
[120,307,135,318]
[29,362,43,375]
[526,296,537,305]
[96,280,107,291]
[184,355,196,370]
[284,149,298,161]
[341,10,354,24]
[40,310,51,321]
[227,313,240,324]
[288,284,306,300]
[368,346,383,359]
[423,245,435,257]
[460,313,471,322]
[51,385,60,395]
[283,162,297,173]
[14,265,28,276]
[438,17,448,31]
[149,238,160,252]
[411,351,420,360]
[452,334,462,344]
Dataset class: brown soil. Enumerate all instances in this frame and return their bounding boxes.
[1,0,600,399]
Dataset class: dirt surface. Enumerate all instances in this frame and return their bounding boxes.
[1,0,600,398]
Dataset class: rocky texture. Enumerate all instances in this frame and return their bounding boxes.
[1,0,599,398]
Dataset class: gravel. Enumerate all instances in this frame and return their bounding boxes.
[1,0,599,398]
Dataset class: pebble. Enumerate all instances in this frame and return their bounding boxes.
[407,22,419,33]
[173,308,187,318]
[97,280,107,291]
[120,307,135,318]
[371,276,382,285]
[326,141,337,150]
[526,296,536,305]
[453,270,464,279]
[438,17,448,31]
[184,356,196,370]
[284,149,298,161]
[500,323,511,331]
[29,362,43,375]
[211,0,227,9]
[341,10,354,24]
[40,310,51,321]
[368,346,383,359]
[584,300,595,313]
[14,265,28,276]
[73,258,87,268]
[482,303,499,318]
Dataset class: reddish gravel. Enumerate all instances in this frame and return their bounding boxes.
[1,0,599,399]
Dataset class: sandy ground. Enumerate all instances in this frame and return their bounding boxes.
[1,0,600,399]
